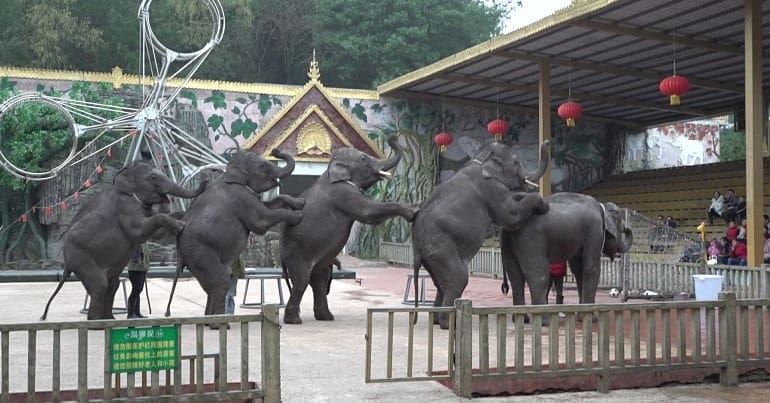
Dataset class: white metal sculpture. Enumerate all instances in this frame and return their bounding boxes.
[0,0,227,197]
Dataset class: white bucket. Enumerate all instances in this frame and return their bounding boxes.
[692,275,724,301]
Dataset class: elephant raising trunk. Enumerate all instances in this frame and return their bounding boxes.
[272,149,295,179]
[525,140,550,186]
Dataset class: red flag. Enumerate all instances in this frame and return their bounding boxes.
[96,165,104,175]
[45,207,53,216]
[84,179,93,188]
[73,191,80,201]
[61,201,68,210]
[20,214,27,223]
[107,148,112,158]
[31,206,36,213]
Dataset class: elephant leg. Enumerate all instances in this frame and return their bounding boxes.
[579,255,602,304]
[569,257,584,303]
[500,233,526,306]
[520,255,551,326]
[101,277,121,320]
[310,267,334,321]
[81,272,109,321]
[425,255,468,330]
[284,256,310,324]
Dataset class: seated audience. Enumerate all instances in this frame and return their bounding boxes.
[735,196,747,221]
[725,220,739,242]
[717,237,730,265]
[707,237,720,261]
[665,216,677,229]
[727,238,747,266]
[764,214,770,239]
[724,189,737,223]
[764,238,770,264]
[736,218,747,243]
[707,191,725,225]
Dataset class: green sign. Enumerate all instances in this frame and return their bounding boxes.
[110,326,179,373]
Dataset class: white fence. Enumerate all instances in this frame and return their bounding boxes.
[380,241,770,299]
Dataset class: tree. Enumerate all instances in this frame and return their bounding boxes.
[720,129,746,162]
[311,0,509,88]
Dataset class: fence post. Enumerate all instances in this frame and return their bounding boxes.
[453,299,473,398]
[261,304,281,403]
[718,292,737,386]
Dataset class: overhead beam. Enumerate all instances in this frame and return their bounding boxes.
[387,90,643,129]
[571,19,743,56]
[497,50,742,93]
[438,73,709,117]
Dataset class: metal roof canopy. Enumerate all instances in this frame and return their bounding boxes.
[378,0,770,128]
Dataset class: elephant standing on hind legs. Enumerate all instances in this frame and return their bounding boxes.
[165,149,303,318]
[280,135,418,325]
[41,161,206,320]
[500,193,633,313]
[412,141,550,329]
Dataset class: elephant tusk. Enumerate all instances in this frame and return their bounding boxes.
[378,170,392,177]
[525,179,539,188]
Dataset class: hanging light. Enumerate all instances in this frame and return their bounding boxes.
[660,28,690,105]
[558,59,583,127]
[433,92,453,153]
[486,119,509,141]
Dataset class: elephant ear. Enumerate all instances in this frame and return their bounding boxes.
[113,164,134,194]
[603,202,622,240]
[224,152,250,186]
[328,161,351,183]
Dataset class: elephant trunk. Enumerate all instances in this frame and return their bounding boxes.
[166,180,206,199]
[525,140,550,183]
[379,136,402,173]
[618,227,633,253]
[271,149,296,179]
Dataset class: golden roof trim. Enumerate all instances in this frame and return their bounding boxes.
[0,65,378,99]
[376,0,619,94]
[262,105,353,159]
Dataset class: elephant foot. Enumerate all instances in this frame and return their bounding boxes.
[284,307,303,324]
[314,311,335,321]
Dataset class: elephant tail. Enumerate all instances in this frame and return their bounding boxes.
[40,268,72,321]
[281,260,292,291]
[501,269,510,296]
[412,249,422,310]
[164,259,185,317]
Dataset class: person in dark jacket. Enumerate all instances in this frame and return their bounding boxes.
[127,245,149,319]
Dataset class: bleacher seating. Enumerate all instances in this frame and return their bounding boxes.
[582,159,770,240]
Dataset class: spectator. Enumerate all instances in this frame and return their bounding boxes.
[736,218,747,243]
[764,214,770,239]
[724,189,737,223]
[736,196,747,221]
[127,245,149,319]
[225,256,246,315]
[764,238,770,264]
[717,237,730,265]
[727,238,748,266]
[546,261,567,305]
[707,237,720,261]
[707,191,726,225]
[650,215,666,253]
[665,216,677,229]
[725,220,739,242]
[679,239,702,262]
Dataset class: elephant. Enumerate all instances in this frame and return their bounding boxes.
[165,149,303,317]
[412,140,551,329]
[500,193,633,312]
[280,135,417,324]
[41,160,206,320]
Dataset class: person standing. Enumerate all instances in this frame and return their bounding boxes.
[127,245,150,319]
[546,261,567,305]
[226,256,246,315]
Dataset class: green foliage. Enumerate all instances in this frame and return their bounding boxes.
[720,130,746,161]
[0,0,508,88]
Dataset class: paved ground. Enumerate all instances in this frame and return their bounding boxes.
[1,255,768,402]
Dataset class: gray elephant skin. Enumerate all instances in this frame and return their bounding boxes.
[412,141,550,329]
[41,161,206,320]
[166,149,303,317]
[501,193,633,311]
[280,135,417,324]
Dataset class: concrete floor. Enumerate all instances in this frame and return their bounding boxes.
[1,256,768,402]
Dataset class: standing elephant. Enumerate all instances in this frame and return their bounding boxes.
[41,161,206,320]
[412,141,550,329]
[501,193,633,309]
[281,135,417,324]
[166,149,303,317]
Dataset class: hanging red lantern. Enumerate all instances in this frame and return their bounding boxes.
[96,165,104,175]
[557,101,583,127]
[433,132,453,152]
[659,75,690,106]
[60,201,68,210]
[486,119,509,142]
[73,191,80,201]
[45,206,53,216]
[20,214,27,223]
[84,179,93,188]
[107,148,112,158]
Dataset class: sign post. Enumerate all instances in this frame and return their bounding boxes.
[110,326,179,373]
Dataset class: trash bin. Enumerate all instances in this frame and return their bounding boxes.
[692,274,724,301]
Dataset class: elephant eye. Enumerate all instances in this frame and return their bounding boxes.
[151,174,157,180]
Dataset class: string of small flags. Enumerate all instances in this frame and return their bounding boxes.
[16,147,113,225]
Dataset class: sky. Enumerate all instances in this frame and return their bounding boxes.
[498,0,573,33]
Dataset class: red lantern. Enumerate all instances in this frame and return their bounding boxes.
[60,201,68,210]
[486,119,509,142]
[433,132,453,153]
[45,207,53,216]
[84,179,93,188]
[557,101,583,127]
[73,191,80,201]
[96,165,104,175]
[107,148,112,158]
[659,75,690,105]
[20,214,27,223]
